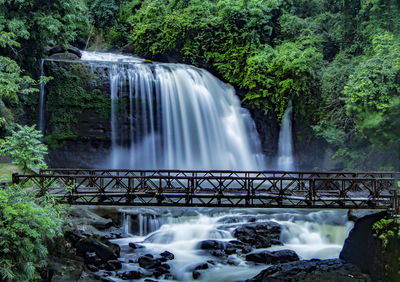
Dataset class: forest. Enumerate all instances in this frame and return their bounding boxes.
[1,0,400,170]
[1,0,400,280]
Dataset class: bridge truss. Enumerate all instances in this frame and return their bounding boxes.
[12,169,400,214]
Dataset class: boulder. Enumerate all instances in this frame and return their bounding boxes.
[197,240,237,257]
[193,263,209,271]
[246,259,370,282]
[232,222,282,248]
[129,242,145,249]
[192,270,201,279]
[76,238,118,263]
[160,251,175,260]
[246,249,299,264]
[120,270,145,280]
[105,260,122,271]
[49,52,80,60]
[47,45,82,58]
[340,211,400,281]
[138,254,158,269]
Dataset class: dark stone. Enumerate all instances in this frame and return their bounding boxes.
[76,238,118,263]
[129,242,145,249]
[246,249,299,264]
[138,254,165,270]
[192,270,201,279]
[105,260,122,271]
[84,251,102,265]
[49,52,80,60]
[232,222,282,248]
[87,264,99,272]
[160,251,174,260]
[228,240,252,254]
[340,211,400,281]
[246,259,370,282]
[67,45,82,58]
[194,263,209,271]
[121,270,145,280]
[197,240,237,257]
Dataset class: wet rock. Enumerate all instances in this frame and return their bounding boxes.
[192,270,201,279]
[246,249,299,264]
[49,52,80,60]
[194,263,209,270]
[229,240,252,254]
[138,254,159,269]
[232,222,282,248]
[245,259,370,282]
[70,207,114,230]
[227,256,241,266]
[121,269,145,280]
[84,251,102,265]
[197,240,237,257]
[76,238,118,263]
[86,264,99,272]
[47,45,82,58]
[94,271,113,281]
[105,260,122,271]
[129,242,145,249]
[160,250,174,260]
[340,211,400,281]
[153,263,170,277]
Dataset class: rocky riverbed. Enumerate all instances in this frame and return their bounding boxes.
[44,207,394,281]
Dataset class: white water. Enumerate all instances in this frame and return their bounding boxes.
[112,209,352,282]
[81,51,265,170]
[38,59,45,133]
[277,99,295,170]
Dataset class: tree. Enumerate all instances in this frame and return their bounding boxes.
[0,185,63,281]
[0,124,47,173]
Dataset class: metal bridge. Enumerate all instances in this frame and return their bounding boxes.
[12,169,400,214]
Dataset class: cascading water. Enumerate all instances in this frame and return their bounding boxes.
[111,209,353,281]
[81,51,265,170]
[38,59,45,133]
[277,99,295,170]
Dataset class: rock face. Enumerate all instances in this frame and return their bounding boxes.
[246,259,370,282]
[76,237,118,263]
[246,249,299,264]
[232,222,282,248]
[340,211,400,281]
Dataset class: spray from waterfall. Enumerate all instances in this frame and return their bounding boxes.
[277,99,295,170]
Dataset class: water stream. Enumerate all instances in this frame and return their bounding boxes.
[111,209,352,282]
[277,100,295,170]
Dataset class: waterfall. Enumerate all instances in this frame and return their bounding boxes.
[277,99,295,170]
[81,52,265,170]
[38,59,45,133]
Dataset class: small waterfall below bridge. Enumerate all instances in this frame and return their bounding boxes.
[277,99,295,170]
[81,51,265,170]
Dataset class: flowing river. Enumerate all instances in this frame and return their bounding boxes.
[104,208,352,282]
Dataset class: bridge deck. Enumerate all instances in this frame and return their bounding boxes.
[12,169,400,214]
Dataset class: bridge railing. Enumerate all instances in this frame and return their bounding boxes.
[12,169,399,213]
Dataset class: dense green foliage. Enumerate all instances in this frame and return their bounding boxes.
[0,185,63,281]
[0,0,88,72]
[93,0,400,170]
[1,0,400,170]
[0,124,47,172]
